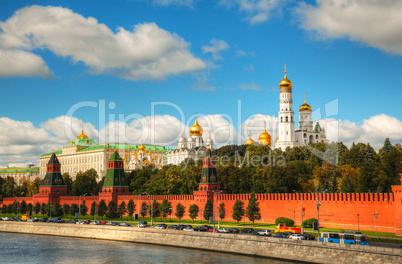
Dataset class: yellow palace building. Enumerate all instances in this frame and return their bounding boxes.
[39,129,168,180]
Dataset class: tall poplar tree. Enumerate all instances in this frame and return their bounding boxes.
[246,194,261,226]
[232,199,245,225]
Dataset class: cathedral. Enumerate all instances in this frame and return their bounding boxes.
[245,66,327,149]
[167,117,213,165]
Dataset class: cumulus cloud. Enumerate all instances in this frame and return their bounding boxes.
[239,82,261,91]
[243,64,255,72]
[0,50,54,78]
[219,0,283,24]
[202,38,230,60]
[190,72,216,91]
[295,0,402,55]
[0,5,205,80]
[242,114,278,143]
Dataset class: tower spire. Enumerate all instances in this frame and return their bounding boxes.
[284,64,287,77]
[304,92,307,103]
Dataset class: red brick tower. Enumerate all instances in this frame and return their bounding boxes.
[194,148,221,202]
[98,151,129,204]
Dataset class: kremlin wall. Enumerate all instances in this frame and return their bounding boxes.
[2,148,402,236]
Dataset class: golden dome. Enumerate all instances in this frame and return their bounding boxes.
[138,143,146,151]
[299,92,312,111]
[245,138,254,145]
[259,122,271,146]
[77,129,88,139]
[190,117,203,136]
[279,64,292,93]
[275,138,279,143]
[147,152,151,156]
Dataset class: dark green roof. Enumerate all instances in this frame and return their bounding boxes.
[41,153,66,187]
[109,151,123,161]
[314,122,322,132]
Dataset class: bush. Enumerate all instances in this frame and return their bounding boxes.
[303,218,318,228]
[275,217,294,227]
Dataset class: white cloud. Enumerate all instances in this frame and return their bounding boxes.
[295,0,402,55]
[0,5,205,80]
[0,50,54,78]
[190,72,215,91]
[219,0,283,24]
[242,114,278,142]
[153,0,194,7]
[239,82,261,91]
[202,38,230,60]
[243,64,255,72]
[321,114,402,150]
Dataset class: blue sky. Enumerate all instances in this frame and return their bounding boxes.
[0,0,401,166]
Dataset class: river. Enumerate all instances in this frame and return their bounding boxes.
[0,233,299,263]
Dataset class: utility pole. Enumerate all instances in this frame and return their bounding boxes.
[316,194,322,241]
[301,202,304,235]
[373,212,379,240]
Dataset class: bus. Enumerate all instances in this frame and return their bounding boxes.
[321,231,369,245]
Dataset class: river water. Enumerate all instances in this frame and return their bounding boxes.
[0,233,298,264]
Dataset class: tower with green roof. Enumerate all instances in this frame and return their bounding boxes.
[99,150,129,203]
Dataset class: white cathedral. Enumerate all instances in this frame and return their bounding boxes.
[167,117,213,165]
[244,66,327,150]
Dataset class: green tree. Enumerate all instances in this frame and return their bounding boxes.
[160,199,172,222]
[118,201,127,219]
[90,201,97,217]
[189,204,199,223]
[127,200,135,221]
[34,202,40,216]
[246,193,261,226]
[62,173,73,194]
[40,203,46,215]
[72,169,98,196]
[1,204,7,215]
[147,200,161,220]
[219,202,225,220]
[140,202,148,219]
[232,199,245,225]
[52,203,63,217]
[70,203,79,217]
[98,200,107,219]
[107,200,118,219]
[62,203,70,217]
[175,203,185,223]
[203,200,213,221]
[80,201,88,216]
[20,200,27,214]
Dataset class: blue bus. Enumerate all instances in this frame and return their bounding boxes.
[321,232,369,245]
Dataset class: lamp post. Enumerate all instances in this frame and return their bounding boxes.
[78,193,87,222]
[169,207,172,222]
[373,212,379,240]
[316,194,322,242]
[151,195,154,226]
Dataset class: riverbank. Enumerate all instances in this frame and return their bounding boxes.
[0,222,401,264]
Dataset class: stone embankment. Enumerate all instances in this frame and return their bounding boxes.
[0,222,401,264]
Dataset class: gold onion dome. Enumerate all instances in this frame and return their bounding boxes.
[279,64,292,93]
[275,138,279,143]
[77,129,88,139]
[259,122,272,146]
[245,131,254,145]
[138,143,146,151]
[190,117,203,136]
[299,92,312,111]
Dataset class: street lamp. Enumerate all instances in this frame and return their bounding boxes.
[316,195,322,242]
[373,212,379,240]
[169,207,172,222]
[357,214,359,231]
[78,193,87,222]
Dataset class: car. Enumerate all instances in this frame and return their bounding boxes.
[218,228,229,233]
[76,221,84,225]
[255,230,272,236]
[289,234,305,240]
[193,227,202,232]
[100,220,107,225]
[178,224,186,230]
[2,217,12,221]
[168,225,178,230]
[119,222,132,227]
[183,227,194,231]
[66,219,78,224]
[32,217,40,222]
[39,218,48,222]
[138,221,147,228]
[90,220,101,225]
[282,231,293,237]
[273,233,288,239]
[201,225,213,231]
[27,218,34,222]
[228,228,240,233]
[240,228,255,234]
[302,234,316,240]
[52,218,63,223]
[111,222,120,226]
[155,223,167,229]
[83,220,91,224]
